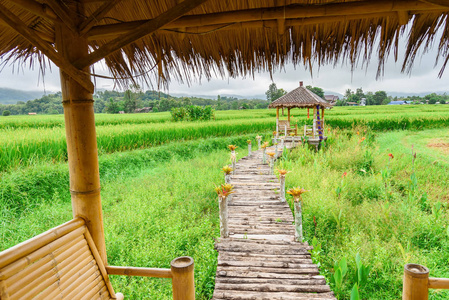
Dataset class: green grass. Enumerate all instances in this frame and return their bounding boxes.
[277,127,449,299]
[2,107,449,299]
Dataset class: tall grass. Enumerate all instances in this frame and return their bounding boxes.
[0,119,274,171]
[2,106,449,171]
[277,128,449,299]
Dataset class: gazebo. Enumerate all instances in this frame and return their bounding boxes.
[1,0,449,299]
[269,81,331,144]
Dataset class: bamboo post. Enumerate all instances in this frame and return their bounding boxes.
[269,157,274,175]
[288,108,291,122]
[275,143,279,157]
[231,151,236,175]
[294,199,303,242]
[280,175,286,202]
[171,256,195,300]
[263,147,267,164]
[280,137,285,151]
[218,195,229,238]
[225,174,231,184]
[276,108,279,138]
[403,264,429,300]
[248,143,252,156]
[55,12,107,263]
[257,136,261,149]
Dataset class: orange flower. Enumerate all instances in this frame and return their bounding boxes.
[342,172,347,178]
[388,153,394,159]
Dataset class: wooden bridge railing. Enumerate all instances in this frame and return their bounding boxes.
[403,263,449,300]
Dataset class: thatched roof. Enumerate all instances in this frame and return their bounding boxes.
[1,0,449,90]
[269,82,331,108]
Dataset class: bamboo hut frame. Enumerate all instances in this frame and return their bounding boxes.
[1,0,449,297]
[269,81,331,144]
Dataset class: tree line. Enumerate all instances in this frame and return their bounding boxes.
[0,86,269,116]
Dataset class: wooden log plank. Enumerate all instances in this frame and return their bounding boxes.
[214,282,331,293]
[215,276,326,285]
[216,265,319,275]
[218,260,317,269]
[213,290,336,300]
[215,251,312,261]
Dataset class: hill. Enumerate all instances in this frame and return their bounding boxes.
[0,88,46,104]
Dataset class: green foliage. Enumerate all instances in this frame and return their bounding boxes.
[306,85,325,98]
[2,110,10,116]
[265,83,286,102]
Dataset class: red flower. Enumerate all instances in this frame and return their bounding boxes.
[342,172,347,178]
[388,153,394,159]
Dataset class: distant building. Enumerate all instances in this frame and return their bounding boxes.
[119,111,125,114]
[135,107,152,113]
[324,95,339,105]
[388,100,407,105]
[346,102,358,106]
[28,112,37,115]
[360,98,366,106]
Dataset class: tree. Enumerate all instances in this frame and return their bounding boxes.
[105,98,120,114]
[2,110,10,116]
[265,83,286,102]
[306,85,324,98]
[373,91,388,105]
[123,89,137,113]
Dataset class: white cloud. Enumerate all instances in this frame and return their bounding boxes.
[1,34,449,97]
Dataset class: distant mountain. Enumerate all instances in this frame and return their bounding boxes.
[0,88,47,104]
[324,91,344,99]
[387,91,449,98]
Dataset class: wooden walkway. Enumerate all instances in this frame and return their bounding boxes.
[213,145,335,300]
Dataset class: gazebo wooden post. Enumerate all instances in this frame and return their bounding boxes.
[321,107,325,132]
[56,19,107,263]
[312,106,317,138]
[276,107,280,138]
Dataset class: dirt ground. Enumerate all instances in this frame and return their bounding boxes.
[427,139,449,155]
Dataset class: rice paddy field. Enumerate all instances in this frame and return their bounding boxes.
[1,105,448,299]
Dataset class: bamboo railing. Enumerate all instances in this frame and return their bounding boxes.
[107,256,195,300]
[403,264,449,300]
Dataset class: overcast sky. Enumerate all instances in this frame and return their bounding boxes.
[1,35,449,98]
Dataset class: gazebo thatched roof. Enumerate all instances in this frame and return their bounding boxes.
[1,1,449,90]
[268,82,331,108]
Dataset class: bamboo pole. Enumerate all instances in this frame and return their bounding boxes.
[55,4,107,264]
[231,151,236,175]
[262,148,267,164]
[294,199,303,242]
[248,143,252,156]
[276,108,279,139]
[403,264,429,300]
[280,175,286,202]
[106,266,172,278]
[269,157,274,175]
[225,174,231,184]
[428,277,449,289]
[275,143,279,157]
[218,195,229,238]
[257,136,261,149]
[171,256,195,300]
[288,108,291,122]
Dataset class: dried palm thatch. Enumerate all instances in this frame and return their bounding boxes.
[268,83,331,108]
[1,0,449,90]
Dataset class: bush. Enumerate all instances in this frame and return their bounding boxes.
[171,105,214,121]
[3,110,10,116]
[171,107,187,121]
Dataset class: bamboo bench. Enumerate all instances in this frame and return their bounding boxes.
[0,218,194,300]
[278,120,298,136]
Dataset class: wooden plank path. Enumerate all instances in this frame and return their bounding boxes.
[213,145,335,300]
